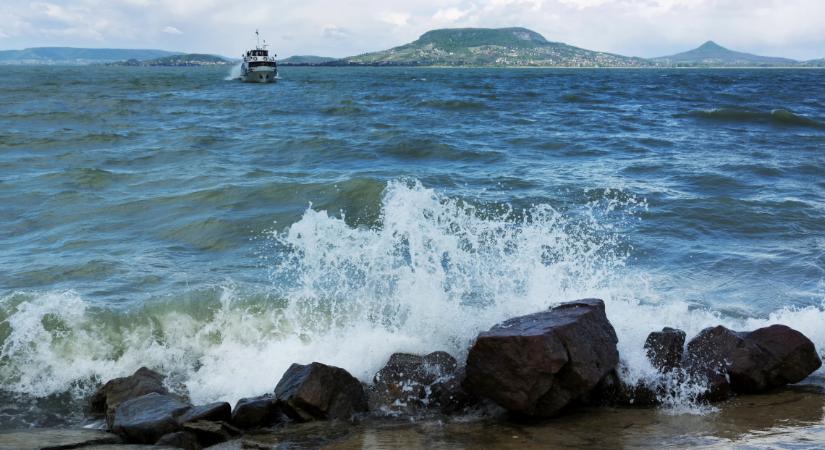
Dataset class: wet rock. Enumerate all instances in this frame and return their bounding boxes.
[685,324,822,394]
[182,421,242,447]
[274,362,368,421]
[156,430,201,450]
[112,392,191,444]
[464,299,619,417]
[179,402,232,424]
[590,370,659,407]
[230,395,284,429]
[369,351,474,415]
[90,367,170,428]
[645,328,686,372]
[0,428,120,450]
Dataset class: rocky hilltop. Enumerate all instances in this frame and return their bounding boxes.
[338,27,652,67]
[653,41,798,67]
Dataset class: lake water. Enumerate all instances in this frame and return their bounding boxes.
[0,66,824,432]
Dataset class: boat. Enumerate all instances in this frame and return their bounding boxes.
[240,30,277,83]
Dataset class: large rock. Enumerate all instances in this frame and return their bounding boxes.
[645,328,685,372]
[274,362,368,421]
[369,351,474,415]
[90,367,170,428]
[112,392,192,444]
[178,402,232,424]
[230,395,284,429]
[464,299,619,417]
[685,324,822,394]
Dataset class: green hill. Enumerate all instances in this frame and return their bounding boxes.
[120,53,232,66]
[339,27,651,67]
[653,41,798,67]
[0,47,180,65]
[280,55,338,65]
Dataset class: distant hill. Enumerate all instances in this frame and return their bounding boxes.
[112,53,232,67]
[280,55,338,65]
[653,41,798,67]
[802,58,825,67]
[0,47,180,65]
[338,27,651,67]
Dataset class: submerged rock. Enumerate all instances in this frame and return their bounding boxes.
[369,351,474,415]
[645,328,686,372]
[156,430,201,450]
[230,395,285,429]
[274,362,368,421]
[90,367,171,428]
[182,420,242,447]
[0,429,120,450]
[685,324,821,394]
[590,370,659,407]
[464,299,619,417]
[112,392,191,444]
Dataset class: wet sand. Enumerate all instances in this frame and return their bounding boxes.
[235,387,825,449]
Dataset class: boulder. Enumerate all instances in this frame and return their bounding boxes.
[90,367,170,428]
[645,328,686,372]
[685,324,822,394]
[464,299,619,417]
[182,421,242,447]
[590,370,659,407]
[156,430,201,450]
[231,395,284,429]
[369,351,473,415]
[178,402,232,424]
[274,362,368,421]
[112,392,191,444]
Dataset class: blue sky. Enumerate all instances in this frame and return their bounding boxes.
[1,0,824,60]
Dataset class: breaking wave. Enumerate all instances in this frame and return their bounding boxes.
[681,108,825,128]
[1,180,823,415]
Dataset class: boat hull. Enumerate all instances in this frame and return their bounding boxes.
[241,66,277,83]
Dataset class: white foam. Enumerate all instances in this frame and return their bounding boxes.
[1,180,823,414]
[225,63,242,81]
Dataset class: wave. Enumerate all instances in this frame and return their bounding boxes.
[681,108,825,128]
[1,181,823,415]
[416,99,488,111]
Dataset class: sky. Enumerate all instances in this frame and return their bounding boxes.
[1,0,824,60]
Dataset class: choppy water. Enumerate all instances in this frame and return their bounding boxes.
[1,66,824,427]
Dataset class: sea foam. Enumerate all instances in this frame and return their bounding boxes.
[1,180,822,413]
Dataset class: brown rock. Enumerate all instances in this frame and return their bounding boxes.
[464,299,619,417]
[644,327,686,372]
[90,367,170,429]
[274,362,368,421]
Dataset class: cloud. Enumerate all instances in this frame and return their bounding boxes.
[378,11,410,27]
[162,25,182,35]
[322,25,351,40]
[0,30,8,39]
[433,7,472,23]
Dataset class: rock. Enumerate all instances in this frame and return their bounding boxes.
[274,362,368,421]
[685,324,822,394]
[645,328,686,372]
[590,370,659,407]
[230,396,284,429]
[90,367,170,428]
[178,402,232,424]
[112,392,191,444]
[183,421,241,447]
[369,351,473,415]
[464,299,619,417]
[0,428,120,450]
[156,431,201,450]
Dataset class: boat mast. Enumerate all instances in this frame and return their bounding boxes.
[256,29,260,50]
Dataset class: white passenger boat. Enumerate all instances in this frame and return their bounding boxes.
[241,30,277,83]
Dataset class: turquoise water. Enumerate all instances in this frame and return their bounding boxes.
[0,66,823,426]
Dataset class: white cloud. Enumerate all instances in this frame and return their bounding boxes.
[433,7,471,23]
[162,25,182,35]
[378,11,410,27]
[0,30,8,39]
